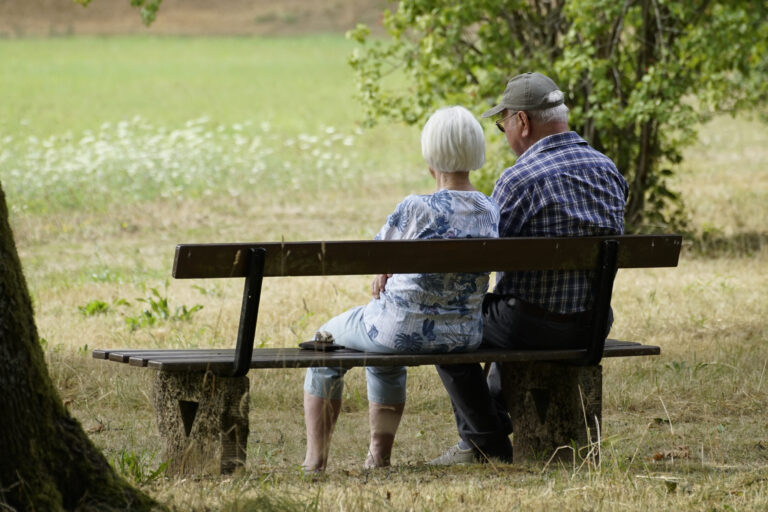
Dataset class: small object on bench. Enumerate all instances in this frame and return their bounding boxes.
[298,330,346,351]
[93,235,682,474]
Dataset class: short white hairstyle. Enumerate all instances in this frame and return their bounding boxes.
[421,106,485,172]
[527,90,569,124]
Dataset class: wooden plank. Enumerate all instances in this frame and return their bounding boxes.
[92,349,110,360]
[106,340,657,372]
[106,349,222,363]
[129,350,233,367]
[172,235,682,279]
[93,340,659,371]
[92,339,659,370]
[95,349,228,363]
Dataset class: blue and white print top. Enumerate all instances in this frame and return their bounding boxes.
[362,190,500,353]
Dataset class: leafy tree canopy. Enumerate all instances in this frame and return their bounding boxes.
[74,0,162,25]
[348,0,768,230]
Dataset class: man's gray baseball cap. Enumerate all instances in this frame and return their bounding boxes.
[481,72,564,118]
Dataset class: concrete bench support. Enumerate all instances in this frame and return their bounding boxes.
[500,362,602,464]
[152,372,249,476]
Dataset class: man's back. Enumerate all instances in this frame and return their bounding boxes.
[491,131,628,313]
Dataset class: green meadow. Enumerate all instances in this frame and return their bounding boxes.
[2,35,768,511]
[3,36,373,133]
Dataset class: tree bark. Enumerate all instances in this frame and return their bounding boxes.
[625,0,660,228]
[0,184,161,511]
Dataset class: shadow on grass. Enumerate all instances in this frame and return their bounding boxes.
[222,492,320,512]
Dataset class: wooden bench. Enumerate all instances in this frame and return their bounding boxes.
[93,235,682,475]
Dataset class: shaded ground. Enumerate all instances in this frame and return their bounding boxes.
[0,0,388,37]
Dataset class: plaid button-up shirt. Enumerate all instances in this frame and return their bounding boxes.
[492,131,628,314]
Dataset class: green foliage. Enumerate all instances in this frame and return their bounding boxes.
[73,0,162,26]
[78,299,110,316]
[348,0,768,230]
[78,287,202,331]
[79,297,130,318]
[137,288,171,321]
[112,450,168,485]
[125,286,202,331]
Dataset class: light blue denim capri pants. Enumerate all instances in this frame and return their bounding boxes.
[303,306,407,405]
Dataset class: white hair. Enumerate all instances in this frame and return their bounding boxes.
[421,106,485,172]
[527,90,569,124]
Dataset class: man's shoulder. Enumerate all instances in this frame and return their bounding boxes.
[496,159,539,188]
[535,131,613,162]
[561,139,617,167]
[496,144,569,188]
[494,133,624,195]
[523,133,618,173]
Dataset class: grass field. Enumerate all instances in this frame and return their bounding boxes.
[3,35,768,511]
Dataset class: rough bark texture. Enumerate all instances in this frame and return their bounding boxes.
[0,185,161,511]
[500,362,602,464]
[152,372,249,476]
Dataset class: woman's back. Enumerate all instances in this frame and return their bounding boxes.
[363,189,499,352]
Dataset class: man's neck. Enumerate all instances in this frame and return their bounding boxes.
[533,122,569,141]
[519,122,569,155]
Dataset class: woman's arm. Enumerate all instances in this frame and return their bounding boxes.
[370,196,426,299]
[371,273,393,299]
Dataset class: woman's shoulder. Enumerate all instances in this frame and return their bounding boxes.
[396,190,498,216]
[447,190,499,210]
[396,194,426,206]
[387,194,426,219]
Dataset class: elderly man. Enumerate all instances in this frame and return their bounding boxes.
[430,72,628,464]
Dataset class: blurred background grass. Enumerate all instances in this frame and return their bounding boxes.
[1,36,425,217]
[1,36,367,134]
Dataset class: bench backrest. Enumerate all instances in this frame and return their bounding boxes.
[173,236,681,278]
[172,235,682,376]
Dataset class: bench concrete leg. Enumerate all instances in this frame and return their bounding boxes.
[499,362,601,465]
[152,371,249,476]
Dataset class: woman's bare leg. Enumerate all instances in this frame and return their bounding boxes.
[302,392,342,471]
[365,401,405,468]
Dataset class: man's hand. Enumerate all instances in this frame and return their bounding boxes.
[371,274,393,299]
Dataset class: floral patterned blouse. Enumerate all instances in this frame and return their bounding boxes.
[362,189,500,352]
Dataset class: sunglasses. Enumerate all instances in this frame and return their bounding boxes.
[495,111,518,133]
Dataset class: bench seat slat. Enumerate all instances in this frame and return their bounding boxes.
[97,349,229,364]
[92,339,659,374]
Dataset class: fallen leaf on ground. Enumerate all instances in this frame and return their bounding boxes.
[651,446,691,461]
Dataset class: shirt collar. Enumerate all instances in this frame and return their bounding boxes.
[516,131,586,164]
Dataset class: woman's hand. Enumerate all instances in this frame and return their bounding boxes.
[371,274,393,299]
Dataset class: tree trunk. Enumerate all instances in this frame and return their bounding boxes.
[0,184,161,511]
[626,0,658,228]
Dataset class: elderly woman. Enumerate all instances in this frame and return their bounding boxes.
[302,106,499,472]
